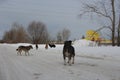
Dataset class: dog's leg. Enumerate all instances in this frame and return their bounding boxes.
[63,55,67,65]
[20,51,22,56]
[68,56,72,66]
[72,56,74,64]
[64,60,66,65]
[25,51,27,56]
[17,49,21,56]
[17,51,19,55]
[28,52,30,56]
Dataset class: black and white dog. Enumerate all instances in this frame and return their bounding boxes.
[63,40,75,65]
[49,43,56,48]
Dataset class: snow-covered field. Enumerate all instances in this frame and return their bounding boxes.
[0,40,120,80]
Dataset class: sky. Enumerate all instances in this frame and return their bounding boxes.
[0,0,102,40]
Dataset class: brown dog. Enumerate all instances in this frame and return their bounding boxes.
[16,45,33,56]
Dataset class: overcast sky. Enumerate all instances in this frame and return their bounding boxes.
[0,0,102,40]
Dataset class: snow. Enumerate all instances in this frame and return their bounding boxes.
[0,39,120,80]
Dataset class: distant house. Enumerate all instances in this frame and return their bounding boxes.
[85,30,100,41]
[85,30,113,45]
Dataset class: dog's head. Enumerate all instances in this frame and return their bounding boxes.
[64,40,72,46]
[29,45,33,49]
[16,49,18,51]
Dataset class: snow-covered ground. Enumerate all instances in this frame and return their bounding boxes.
[0,40,120,80]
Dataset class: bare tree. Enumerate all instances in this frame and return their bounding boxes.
[27,21,49,44]
[80,0,118,46]
[3,31,13,43]
[2,22,27,43]
[12,23,28,43]
[62,28,71,41]
[117,15,120,46]
[117,0,120,46]
[57,32,62,43]
[56,28,71,43]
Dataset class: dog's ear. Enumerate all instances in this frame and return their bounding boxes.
[69,40,72,44]
[64,41,66,44]
[64,41,68,45]
[29,45,33,48]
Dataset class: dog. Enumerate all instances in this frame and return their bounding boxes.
[49,43,56,48]
[63,40,75,66]
[45,44,48,49]
[35,44,38,50]
[16,45,33,56]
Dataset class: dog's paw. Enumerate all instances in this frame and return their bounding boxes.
[64,63,67,65]
[69,64,72,66]
[72,62,74,64]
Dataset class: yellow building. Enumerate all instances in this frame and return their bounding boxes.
[86,30,100,41]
